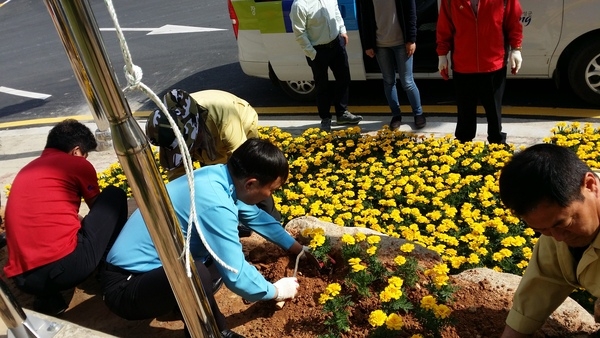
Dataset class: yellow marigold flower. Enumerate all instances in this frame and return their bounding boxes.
[366,246,378,256]
[348,257,362,265]
[388,276,403,288]
[309,234,326,249]
[411,335,424,338]
[492,252,504,261]
[434,275,449,287]
[379,289,394,302]
[434,304,452,319]
[467,253,480,264]
[420,295,437,310]
[341,234,356,245]
[352,264,367,272]
[394,255,407,266]
[325,283,341,296]
[318,293,332,304]
[355,232,366,242]
[400,243,415,253]
[367,235,381,245]
[368,310,387,327]
[385,313,404,330]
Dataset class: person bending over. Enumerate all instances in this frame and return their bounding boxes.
[100,138,306,338]
[499,143,600,337]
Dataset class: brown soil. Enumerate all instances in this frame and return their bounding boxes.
[0,232,570,338]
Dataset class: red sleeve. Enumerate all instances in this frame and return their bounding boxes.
[75,159,100,204]
[436,0,454,56]
[504,0,523,49]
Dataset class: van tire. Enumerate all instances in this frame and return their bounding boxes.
[268,63,316,101]
[278,80,317,101]
[567,39,600,106]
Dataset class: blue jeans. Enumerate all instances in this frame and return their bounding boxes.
[375,45,423,117]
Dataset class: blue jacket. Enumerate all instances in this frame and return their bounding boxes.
[107,164,296,302]
[358,0,418,50]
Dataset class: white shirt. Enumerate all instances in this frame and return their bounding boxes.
[290,0,347,60]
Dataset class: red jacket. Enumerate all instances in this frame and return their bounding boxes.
[436,0,523,74]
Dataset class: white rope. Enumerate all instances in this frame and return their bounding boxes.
[103,0,238,276]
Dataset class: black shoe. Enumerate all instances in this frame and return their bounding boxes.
[320,118,332,132]
[389,116,402,130]
[221,329,245,338]
[33,293,68,316]
[336,111,363,125]
[414,114,426,129]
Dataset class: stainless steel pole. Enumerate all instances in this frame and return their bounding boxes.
[41,1,221,337]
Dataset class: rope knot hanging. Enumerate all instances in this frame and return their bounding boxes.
[124,64,143,91]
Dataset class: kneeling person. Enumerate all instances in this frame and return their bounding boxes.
[3,119,128,316]
[101,138,304,338]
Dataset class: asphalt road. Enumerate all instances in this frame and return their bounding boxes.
[0,0,597,125]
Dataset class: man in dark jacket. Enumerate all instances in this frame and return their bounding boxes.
[359,0,426,130]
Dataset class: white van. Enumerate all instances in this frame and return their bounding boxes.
[227,0,600,106]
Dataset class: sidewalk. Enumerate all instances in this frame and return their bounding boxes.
[0,114,593,210]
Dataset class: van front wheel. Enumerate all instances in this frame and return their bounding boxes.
[568,39,600,106]
[278,79,317,101]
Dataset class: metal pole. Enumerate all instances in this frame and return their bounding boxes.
[0,278,62,338]
[40,1,221,337]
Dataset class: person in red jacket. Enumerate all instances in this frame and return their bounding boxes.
[3,119,128,316]
[436,0,523,144]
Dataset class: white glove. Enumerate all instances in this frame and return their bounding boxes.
[510,50,522,74]
[273,277,299,301]
[438,55,448,72]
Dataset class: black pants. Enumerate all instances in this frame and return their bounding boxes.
[306,35,351,120]
[100,261,227,331]
[453,67,507,143]
[13,186,128,297]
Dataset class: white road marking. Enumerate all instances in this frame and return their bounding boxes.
[0,86,51,100]
[99,24,226,36]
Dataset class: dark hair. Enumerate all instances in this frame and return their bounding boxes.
[499,143,590,216]
[227,138,289,185]
[45,119,97,153]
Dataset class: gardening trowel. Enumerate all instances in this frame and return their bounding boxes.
[275,250,328,309]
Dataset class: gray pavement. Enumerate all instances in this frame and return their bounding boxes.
[0,113,597,336]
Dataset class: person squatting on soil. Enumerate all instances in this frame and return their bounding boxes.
[3,119,128,316]
[358,0,426,130]
[100,138,307,338]
[436,0,523,144]
[499,144,600,337]
[146,88,281,227]
[290,0,363,132]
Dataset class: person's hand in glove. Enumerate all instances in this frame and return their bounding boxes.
[510,49,522,75]
[273,277,299,301]
[438,55,449,80]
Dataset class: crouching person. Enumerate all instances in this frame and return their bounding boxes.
[3,119,128,316]
[100,138,305,338]
[499,143,600,337]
